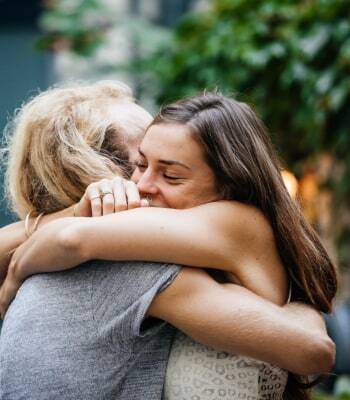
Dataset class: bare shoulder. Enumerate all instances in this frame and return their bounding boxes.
[157,268,216,300]
[192,201,287,304]
[193,200,274,243]
[147,267,217,319]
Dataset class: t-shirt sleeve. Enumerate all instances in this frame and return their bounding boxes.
[127,264,180,339]
[90,260,181,342]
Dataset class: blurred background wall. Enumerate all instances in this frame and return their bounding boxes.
[0,0,53,225]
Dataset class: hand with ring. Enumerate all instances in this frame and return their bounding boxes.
[74,178,149,217]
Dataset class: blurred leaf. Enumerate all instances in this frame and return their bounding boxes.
[335,375,350,397]
[37,0,350,268]
[299,25,331,60]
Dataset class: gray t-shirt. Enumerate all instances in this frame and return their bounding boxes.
[0,260,180,400]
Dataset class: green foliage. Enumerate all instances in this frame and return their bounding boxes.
[312,394,334,400]
[36,1,170,70]
[150,0,350,164]
[37,0,113,56]
[334,376,350,399]
[141,0,350,267]
[313,376,350,399]
[37,0,350,267]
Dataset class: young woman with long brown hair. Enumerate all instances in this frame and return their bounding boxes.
[0,92,337,399]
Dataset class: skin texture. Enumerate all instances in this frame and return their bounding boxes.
[0,210,334,375]
[132,123,288,300]
[133,123,220,208]
[0,107,335,375]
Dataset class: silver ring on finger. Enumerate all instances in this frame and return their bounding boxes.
[100,190,113,197]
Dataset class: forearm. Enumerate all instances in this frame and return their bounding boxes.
[0,207,75,279]
[40,205,76,226]
[150,269,335,375]
[11,204,225,280]
[0,221,27,284]
[76,206,232,269]
[0,207,74,258]
[9,215,84,283]
[191,292,333,374]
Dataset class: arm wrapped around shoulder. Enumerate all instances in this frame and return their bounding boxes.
[148,268,335,376]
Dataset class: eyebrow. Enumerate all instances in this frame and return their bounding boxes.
[138,148,191,170]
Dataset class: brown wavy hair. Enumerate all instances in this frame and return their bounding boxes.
[152,93,338,399]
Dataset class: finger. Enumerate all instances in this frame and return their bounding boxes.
[140,198,150,207]
[99,180,115,216]
[76,196,91,217]
[101,193,115,215]
[112,178,128,212]
[125,181,141,209]
[86,183,103,217]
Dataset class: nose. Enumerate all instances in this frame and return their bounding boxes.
[135,168,158,195]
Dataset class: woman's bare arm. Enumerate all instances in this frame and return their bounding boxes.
[5,201,287,305]
[0,206,76,285]
[1,255,334,377]
[70,201,288,304]
[150,268,334,375]
[0,210,335,375]
[0,236,334,375]
[0,221,27,285]
[0,177,144,283]
[39,203,276,270]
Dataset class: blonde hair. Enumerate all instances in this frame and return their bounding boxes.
[3,80,137,218]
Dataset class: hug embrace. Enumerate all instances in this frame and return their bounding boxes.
[0,81,337,400]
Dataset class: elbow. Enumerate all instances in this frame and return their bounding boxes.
[296,335,335,375]
[311,335,335,374]
[57,225,85,258]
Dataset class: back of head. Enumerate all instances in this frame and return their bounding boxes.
[3,81,136,218]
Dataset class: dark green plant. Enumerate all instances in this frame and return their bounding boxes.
[37,0,113,56]
[37,0,350,268]
[140,0,350,268]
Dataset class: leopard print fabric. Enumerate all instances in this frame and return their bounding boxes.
[164,332,288,400]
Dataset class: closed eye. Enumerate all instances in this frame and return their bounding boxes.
[163,174,181,180]
[135,161,147,171]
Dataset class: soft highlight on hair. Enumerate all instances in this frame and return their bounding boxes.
[3,81,134,217]
[152,93,338,400]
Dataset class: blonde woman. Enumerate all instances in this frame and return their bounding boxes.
[0,81,149,278]
[0,83,334,399]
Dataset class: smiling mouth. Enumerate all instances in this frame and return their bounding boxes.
[142,196,159,207]
[141,197,165,208]
[141,196,152,203]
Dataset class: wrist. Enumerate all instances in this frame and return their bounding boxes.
[8,257,25,286]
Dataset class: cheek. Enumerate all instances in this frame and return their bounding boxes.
[166,185,205,209]
[186,179,219,206]
[155,177,219,209]
[157,185,188,209]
